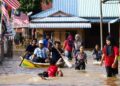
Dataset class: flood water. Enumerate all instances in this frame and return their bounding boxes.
[0,51,120,86]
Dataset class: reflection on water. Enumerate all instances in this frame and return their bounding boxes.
[1,55,120,86]
[104,77,119,86]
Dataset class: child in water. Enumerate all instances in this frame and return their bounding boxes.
[74,46,87,70]
[92,44,102,61]
[38,59,63,79]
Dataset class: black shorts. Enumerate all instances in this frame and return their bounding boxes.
[75,60,86,70]
[105,66,118,77]
[38,71,48,77]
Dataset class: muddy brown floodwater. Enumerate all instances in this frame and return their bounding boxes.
[0,51,120,86]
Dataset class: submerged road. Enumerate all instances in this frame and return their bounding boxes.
[0,51,120,86]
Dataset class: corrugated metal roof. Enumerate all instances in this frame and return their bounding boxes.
[52,0,78,16]
[29,23,91,29]
[31,0,120,18]
[78,0,119,17]
[32,0,77,18]
[109,18,120,23]
[31,8,57,18]
[84,17,119,23]
[31,17,90,23]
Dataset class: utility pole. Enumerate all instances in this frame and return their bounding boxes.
[100,0,103,50]
[117,1,120,51]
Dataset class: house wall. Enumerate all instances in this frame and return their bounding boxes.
[35,24,119,49]
[31,23,119,49]
[36,28,84,46]
[84,23,119,49]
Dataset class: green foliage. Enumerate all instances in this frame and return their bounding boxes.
[18,0,42,13]
[45,0,52,4]
[18,0,52,13]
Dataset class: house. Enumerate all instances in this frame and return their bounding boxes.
[30,0,120,48]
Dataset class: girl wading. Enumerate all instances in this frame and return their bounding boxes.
[100,35,119,77]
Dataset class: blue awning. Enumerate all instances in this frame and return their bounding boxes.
[84,17,120,23]
[109,18,120,24]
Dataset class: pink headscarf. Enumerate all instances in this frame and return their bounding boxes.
[67,34,73,41]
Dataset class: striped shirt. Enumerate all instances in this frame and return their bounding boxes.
[34,47,49,59]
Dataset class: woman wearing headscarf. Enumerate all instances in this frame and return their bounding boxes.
[63,34,74,60]
[100,35,119,77]
[73,34,83,57]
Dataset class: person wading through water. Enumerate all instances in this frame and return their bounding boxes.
[100,35,119,77]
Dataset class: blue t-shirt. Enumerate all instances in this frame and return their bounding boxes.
[43,39,48,48]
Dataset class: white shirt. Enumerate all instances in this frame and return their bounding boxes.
[34,47,49,59]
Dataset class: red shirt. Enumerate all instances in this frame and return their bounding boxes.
[64,40,73,52]
[47,65,58,77]
[103,46,119,67]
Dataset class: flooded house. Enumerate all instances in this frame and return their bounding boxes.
[29,0,120,48]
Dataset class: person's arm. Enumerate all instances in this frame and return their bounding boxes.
[22,51,29,57]
[22,45,30,57]
[59,48,64,56]
[57,68,63,77]
[72,41,75,52]
[31,54,36,60]
[46,48,50,58]
[112,47,119,68]
[31,48,37,59]
[45,48,50,62]
[63,40,66,49]
[112,55,118,68]
[100,54,105,66]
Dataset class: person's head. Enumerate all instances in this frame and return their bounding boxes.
[67,34,73,41]
[106,35,112,46]
[95,44,99,50]
[79,46,84,53]
[75,34,81,41]
[54,41,61,49]
[46,34,50,40]
[38,40,44,48]
[31,39,37,46]
[50,59,56,65]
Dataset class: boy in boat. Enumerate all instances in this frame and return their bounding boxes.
[50,41,65,67]
[38,59,63,79]
[74,46,87,70]
[31,40,50,63]
[22,39,38,60]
